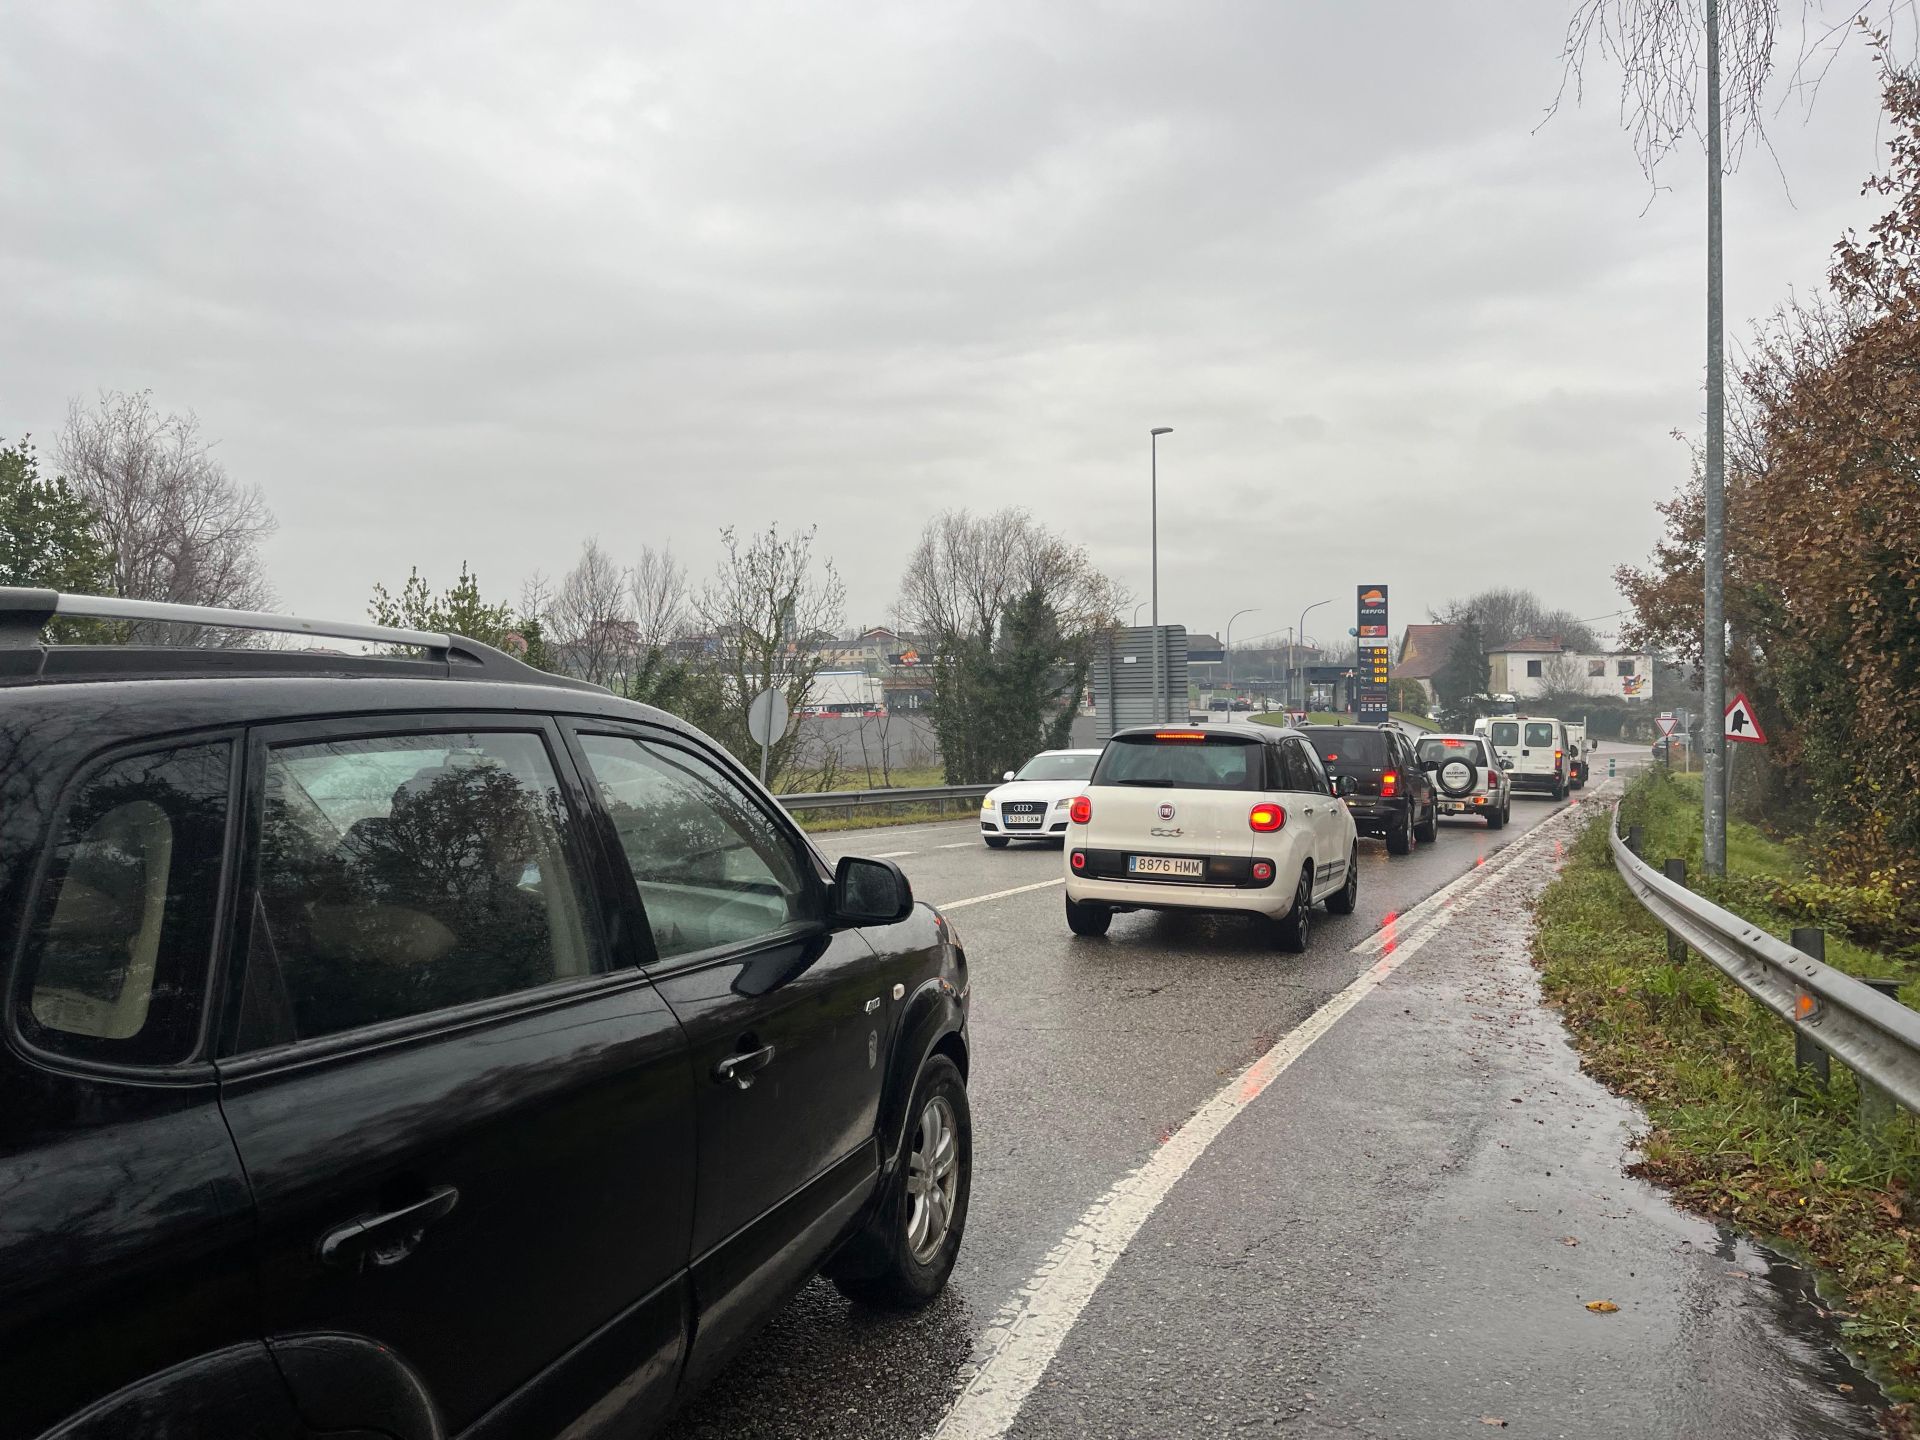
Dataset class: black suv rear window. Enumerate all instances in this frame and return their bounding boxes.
[1092,733,1263,791]
[18,741,233,1065]
[1302,730,1389,772]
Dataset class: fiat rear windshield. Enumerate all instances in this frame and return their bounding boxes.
[1091,733,1263,791]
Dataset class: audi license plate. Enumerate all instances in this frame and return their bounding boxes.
[1128,855,1204,878]
[1006,814,1042,827]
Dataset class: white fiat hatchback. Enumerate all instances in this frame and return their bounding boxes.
[1062,725,1360,951]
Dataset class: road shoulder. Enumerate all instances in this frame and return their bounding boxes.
[983,796,1883,1438]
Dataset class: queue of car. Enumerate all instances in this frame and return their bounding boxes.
[1036,709,1574,951]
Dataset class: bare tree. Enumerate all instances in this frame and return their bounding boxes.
[1433,588,1598,651]
[897,508,1124,651]
[547,538,634,687]
[628,543,688,651]
[896,509,1125,782]
[694,523,846,783]
[56,390,276,644]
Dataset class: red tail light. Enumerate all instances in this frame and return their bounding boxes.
[1154,730,1207,742]
[1070,850,1087,870]
[1381,770,1398,798]
[1250,803,1286,832]
[1252,860,1274,881]
[1069,795,1092,825]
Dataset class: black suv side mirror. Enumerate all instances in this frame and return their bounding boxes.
[832,856,915,925]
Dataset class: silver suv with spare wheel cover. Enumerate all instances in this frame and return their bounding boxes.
[1414,733,1510,828]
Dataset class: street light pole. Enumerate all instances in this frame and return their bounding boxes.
[1224,607,1259,694]
[1293,598,1331,713]
[1150,427,1173,722]
[1702,0,1728,875]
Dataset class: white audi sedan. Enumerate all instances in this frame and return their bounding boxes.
[1062,725,1359,951]
[979,748,1103,847]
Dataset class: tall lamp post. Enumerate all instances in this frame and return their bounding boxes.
[1149,427,1173,721]
[1290,598,1331,713]
[1224,607,1259,694]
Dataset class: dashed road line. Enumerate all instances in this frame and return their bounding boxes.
[872,850,918,859]
[924,798,1595,1440]
[936,841,982,849]
[935,878,1065,912]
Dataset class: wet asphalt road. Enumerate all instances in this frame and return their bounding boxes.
[660,753,1884,1439]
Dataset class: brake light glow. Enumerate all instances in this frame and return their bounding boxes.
[1250,803,1286,832]
[1070,850,1087,871]
[1069,795,1092,825]
[1443,739,1464,747]
[1381,770,1398,798]
[1154,731,1207,742]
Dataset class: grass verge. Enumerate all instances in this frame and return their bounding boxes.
[1534,766,1920,1408]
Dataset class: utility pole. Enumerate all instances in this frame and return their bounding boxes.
[1149,427,1173,722]
[1702,0,1728,874]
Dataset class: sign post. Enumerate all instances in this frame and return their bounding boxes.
[748,687,790,786]
[1355,584,1390,725]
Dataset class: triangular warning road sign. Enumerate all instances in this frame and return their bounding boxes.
[1656,713,1677,736]
[1724,693,1767,744]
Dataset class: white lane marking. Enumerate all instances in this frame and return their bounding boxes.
[925,802,1590,1440]
[872,850,918,859]
[937,841,983,849]
[935,878,1065,912]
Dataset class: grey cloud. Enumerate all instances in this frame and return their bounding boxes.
[0,1,1895,638]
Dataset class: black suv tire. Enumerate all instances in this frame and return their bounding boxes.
[830,1055,971,1309]
[1385,806,1414,855]
[1414,801,1438,844]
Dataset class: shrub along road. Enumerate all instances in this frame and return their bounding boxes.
[660,755,1885,1438]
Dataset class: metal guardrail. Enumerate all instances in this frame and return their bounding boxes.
[781,783,993,815]
[1608,804,1920,1117]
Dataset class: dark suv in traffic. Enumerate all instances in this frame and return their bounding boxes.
[1299,724,1438,855]
[0,588,971,1440]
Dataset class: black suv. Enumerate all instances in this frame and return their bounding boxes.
[1299,724,1438,855]
[0,589,971,1440]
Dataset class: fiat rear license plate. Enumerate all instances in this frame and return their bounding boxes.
[1129,855,1204,878]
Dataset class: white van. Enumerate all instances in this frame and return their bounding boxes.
[1483,715,1571,799]
[1564,720,1590,789]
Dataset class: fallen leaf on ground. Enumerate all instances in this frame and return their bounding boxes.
[1727,1269,1750,1279]
[1559,1236,1580,1246]
[1881,1196,1904,1221]
[1481,1419,1508,1428]
[1585,1300,1620,1313]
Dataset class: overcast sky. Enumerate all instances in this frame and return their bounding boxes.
[0,2,1898,651]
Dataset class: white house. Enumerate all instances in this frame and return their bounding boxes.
[1488,638,1653,702]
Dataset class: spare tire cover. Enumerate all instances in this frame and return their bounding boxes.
[1437,759,1478,797]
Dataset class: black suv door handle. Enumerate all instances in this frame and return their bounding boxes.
[714,1044,777,1090]
[318,1185,459,1270]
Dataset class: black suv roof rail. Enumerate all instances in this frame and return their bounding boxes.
[0,587,604,692]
